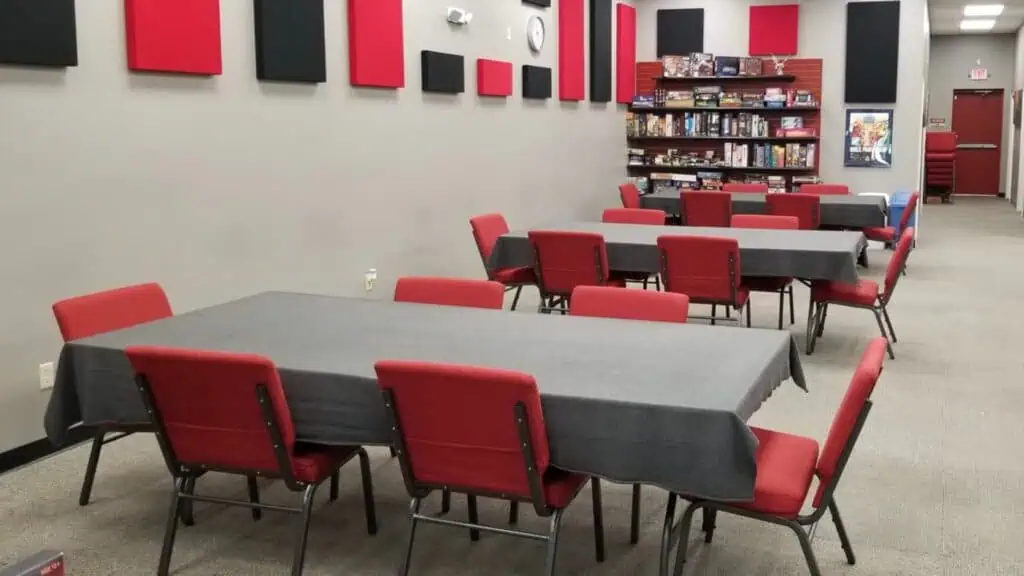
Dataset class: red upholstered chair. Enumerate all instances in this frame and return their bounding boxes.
[569,285,688,545]
[807,228,915,360]
[126,347,377,576]
[375,360,605,576]
[664,338,888,576]
[657,235,750,325]
[799,183,850,196]
[394,277,505,310]
[722,182,768,194]
[925,132,957,202]
[52,282,173,508]
[730,215,799,329]
[864,191,920,247]
[765,193,821,230]
[602,208,666,290]
[470,213,537,311]
[680,191,732,227]
[620,182,642,209]
[528,230,625,313]
[601,208,666,225]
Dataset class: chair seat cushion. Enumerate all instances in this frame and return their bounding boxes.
[541,467,589,509]
[811,279,879,307]
[604,276,629,288]
[862,226,896,242]
[743,276,792,292]
[493,266,536,285]
[690,286,750,308]
[734,427,819,518]
[291,443,360,484]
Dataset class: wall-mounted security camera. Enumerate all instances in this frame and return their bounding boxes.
[447,7,473,25]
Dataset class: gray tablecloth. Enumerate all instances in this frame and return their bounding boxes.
[44,292,806,502]
[640,192,888,228]
[491,221,865,283]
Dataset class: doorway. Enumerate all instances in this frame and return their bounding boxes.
[952,89,1004,196]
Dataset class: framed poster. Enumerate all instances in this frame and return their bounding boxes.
[844,108,893,168]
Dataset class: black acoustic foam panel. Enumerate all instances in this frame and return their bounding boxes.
[845,1,900,103]
[254,0,325,83]
[656,9,704,57]
[523,65,552,99]
[523,0,551,6]
[0,0,78,67]
[421,50,464,94]
[590,0,611,103]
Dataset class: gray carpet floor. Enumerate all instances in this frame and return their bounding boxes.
[2,197,1022,575]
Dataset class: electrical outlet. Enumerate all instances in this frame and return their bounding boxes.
[39,362,55,390]
[364,268,378,292]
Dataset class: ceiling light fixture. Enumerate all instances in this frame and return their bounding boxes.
[960,18,997,30]
[963,4,1004,17]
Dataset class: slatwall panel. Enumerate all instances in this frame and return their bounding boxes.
[633,58,823,178]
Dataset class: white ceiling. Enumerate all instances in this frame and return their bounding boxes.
[931,1,1024,35]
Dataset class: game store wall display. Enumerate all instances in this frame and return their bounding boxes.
[844,109,893,168]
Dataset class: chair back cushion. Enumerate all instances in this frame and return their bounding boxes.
[800,184,849,196]
[53,283,172,342]
[125,347,295,475]
[394,277,504,310]
[813,337,886,507]
[619,183,641,209]
[722,183,768,194]
[601,208,666,225]
[470,213,511,275]
[680,191,732,227]
[883,227,915,299]
[570,286,689,323]
[730,214,800,230]
[897,191,920,232]
[765,193,821,230]
[925,131,957,153]
[375,360,550,499]
[528,230,610,296]
[657,235,741,302]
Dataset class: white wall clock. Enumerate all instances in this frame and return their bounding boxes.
[527,15,545,53]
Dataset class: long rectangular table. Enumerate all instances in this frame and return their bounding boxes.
[491,221,866,283]
[639,191,888,228]
[44,292,806,502]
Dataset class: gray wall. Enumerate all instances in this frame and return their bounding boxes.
[0,0,631,450]
[927,34,1016,194]
[636,0,930,196]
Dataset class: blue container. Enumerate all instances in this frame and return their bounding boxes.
[889,191,917,236]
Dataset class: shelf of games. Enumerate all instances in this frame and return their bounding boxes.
[627,54,824,194]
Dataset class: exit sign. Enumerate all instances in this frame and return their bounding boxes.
[970,68,989,80]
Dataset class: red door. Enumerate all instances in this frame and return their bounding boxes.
[952,89,1004,195]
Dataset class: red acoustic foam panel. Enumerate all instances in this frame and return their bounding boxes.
[477,59,513,97]
[749,4,799,56]
[348,0,405,88]
[124,0,222,75]
[615,3,636,104]
[559,0,585,101]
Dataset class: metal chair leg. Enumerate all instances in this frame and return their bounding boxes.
[658,493,678,576]
[591,479,606,562]
[711,304,717,326]
[745,300,752,328]
[79,429,106,506]
[399,498,422,576]
[511,286,523,311]
[467,495,480,541]
[441,488,451,514]
[816,303,828,337]
[788,285,795,325]
[543,509,565,576]
[247,475,262,521]
[180,476,197,526]
[329,472,339,502]
[702,508,717,543]
[805,299,817,355]
[630,483,641,545]
[655,276,662,291]
[643,277,649,290]
[777,289,785,330]
[508,501,519,525]
[157,477,185,576]
[829,500,856,565]
[789,521,823,576]
[389,446,397,457]
[672,502,701,576]
[290,484,318,576]
[872,309,896,359]
[357,448,378,535]
[881,303,897,343]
